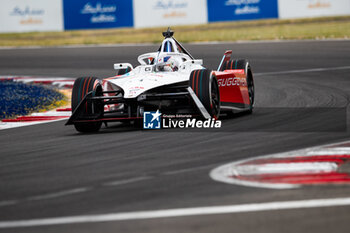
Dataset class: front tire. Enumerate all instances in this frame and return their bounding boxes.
[71,77,103,133]
[189,69,220,119]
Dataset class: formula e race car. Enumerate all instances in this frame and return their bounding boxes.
[66,28,254,132]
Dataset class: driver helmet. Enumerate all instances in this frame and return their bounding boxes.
[158,56,180,72]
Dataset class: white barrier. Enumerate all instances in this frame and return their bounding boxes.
[133,0,208,28]
[0,0,349,33]
[0,0,63,33]
[278,0,350,19]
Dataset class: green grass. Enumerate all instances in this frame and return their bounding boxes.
[0,16,349,47]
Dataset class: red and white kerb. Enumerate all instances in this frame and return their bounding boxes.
[210,142,350,189]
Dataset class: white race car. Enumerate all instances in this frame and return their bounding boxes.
[66,28,254,132]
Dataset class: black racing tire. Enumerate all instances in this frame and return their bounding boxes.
[189,69,220,119]
[221,59,255,114]
[71,77,103,133]
[246,64,255,113]
[220,59,248,71]
[117,67,132,75]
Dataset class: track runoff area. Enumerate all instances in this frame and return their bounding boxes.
[0,40,350,232]
[0,76,73,130]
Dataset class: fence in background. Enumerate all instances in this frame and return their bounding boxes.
[0,0,349,33]
[133,0,207,28]
[207,0,279,23]
[278,0,350,19]
[0,0,63,33]
[63,0,134,30]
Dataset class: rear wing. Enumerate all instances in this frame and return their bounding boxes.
[217,50,232,71]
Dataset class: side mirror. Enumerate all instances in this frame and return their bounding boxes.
[114,63,133,70]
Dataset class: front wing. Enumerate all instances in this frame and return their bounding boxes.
[65,86,211,125]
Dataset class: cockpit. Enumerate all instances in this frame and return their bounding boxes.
[115,28,202,74]
[137,28,195,72]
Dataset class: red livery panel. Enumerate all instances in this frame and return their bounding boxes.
[214,69,251,106]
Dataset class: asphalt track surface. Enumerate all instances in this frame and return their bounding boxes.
[1,40,350,233]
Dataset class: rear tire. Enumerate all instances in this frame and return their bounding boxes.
[189,69,220,119]
[71,77,103,133]
[220,59,248,71]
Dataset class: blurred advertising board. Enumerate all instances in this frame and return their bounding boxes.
[0,0,63,33]
[63,0,134,30]
[133,0,208,28]
[278,0,350,19]
[207,0,279,22]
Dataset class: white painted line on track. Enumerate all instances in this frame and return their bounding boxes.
[31,111,71,117]
[0,117,68,130]
[0,200,19,207]
[0,43,155,50]
[1,197,350,228]
[0,188,90,208]
[163,164,214,175]
[103,176,152,186]
[255,66,350,76]
[189,39,350,45]
[27,188,90,201]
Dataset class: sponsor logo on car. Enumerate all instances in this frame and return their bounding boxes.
[217,77,247,87]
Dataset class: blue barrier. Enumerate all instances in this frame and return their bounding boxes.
[207,0,278,22]
[63,0,134,30]
[0,81,63,119]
